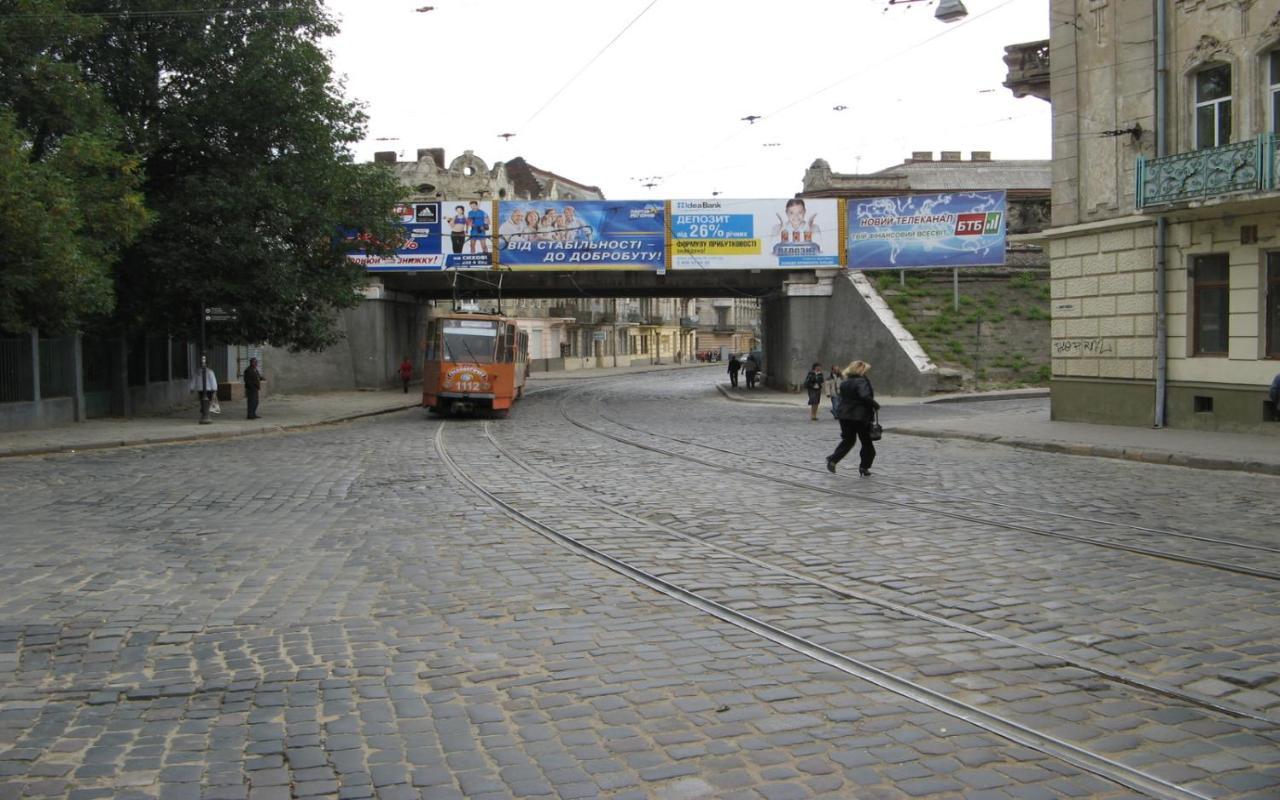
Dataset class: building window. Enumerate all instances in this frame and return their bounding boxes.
[1271,51,1280,133]
[1192,254,1230,355]
[1267,252,1280,358]
[1194,64,1232,149]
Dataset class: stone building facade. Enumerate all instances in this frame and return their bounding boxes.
[1032,0,1280,432]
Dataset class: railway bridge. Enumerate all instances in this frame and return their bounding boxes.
[361,266,944,397]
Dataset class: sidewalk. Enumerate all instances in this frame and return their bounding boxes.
[0,363,721,459]
[718,383,1280,476]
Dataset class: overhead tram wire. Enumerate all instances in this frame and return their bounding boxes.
[516,0,661,134]
[658,0,1023,187]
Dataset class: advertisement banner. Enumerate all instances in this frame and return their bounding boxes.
[670,198,840,269]
[348,201,495,271]
[846,191,1006,270]
[496,200,665,270]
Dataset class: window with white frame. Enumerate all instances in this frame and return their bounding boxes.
[1270,51,1280,133]
[1194,64,1232,149]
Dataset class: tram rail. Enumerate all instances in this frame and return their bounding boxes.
[435,421,1241,800]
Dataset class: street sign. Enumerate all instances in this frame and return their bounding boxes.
[204,306,238,322]
[592,331,607,342]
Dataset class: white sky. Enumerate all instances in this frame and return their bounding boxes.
[325,0,1050,200]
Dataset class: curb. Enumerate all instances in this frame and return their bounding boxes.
[922,389,1050,404]
[715,383,800,406]
[0,403,421,459]
[889,426,1280,477]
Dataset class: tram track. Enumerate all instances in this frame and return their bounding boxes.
[434,421,1238,800]
[477,420,1278,726]
[556,394,1280,583]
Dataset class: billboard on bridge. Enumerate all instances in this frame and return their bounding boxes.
[846,191,1006,270]
[670,198,841,270]
[347,201,497,271]
[496,200,665,270]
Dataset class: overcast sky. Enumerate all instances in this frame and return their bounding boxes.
[325,0,1049,200]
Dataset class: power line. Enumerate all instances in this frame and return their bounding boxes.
[519,0,660,131]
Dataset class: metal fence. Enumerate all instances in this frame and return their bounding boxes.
[0,336,35,403]
[38,337,75,398]
[171,340,190,380]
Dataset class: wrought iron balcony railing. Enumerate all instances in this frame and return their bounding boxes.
[1136,134,1275,209]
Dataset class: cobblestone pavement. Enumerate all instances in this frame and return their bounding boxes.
[0,370,1276,799]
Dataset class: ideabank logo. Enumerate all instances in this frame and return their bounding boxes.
[955,212,1002,236]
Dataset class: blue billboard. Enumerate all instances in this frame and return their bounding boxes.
[496,200,665,270]
[847,191,1006,269]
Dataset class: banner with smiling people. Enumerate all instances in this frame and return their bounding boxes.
[496,200,665,270]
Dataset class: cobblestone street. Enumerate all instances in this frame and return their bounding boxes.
[1,370,1277,799]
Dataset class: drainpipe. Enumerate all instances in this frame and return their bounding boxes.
[1153,0,1168,428]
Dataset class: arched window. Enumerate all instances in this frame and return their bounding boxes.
[1194,63,1232,149]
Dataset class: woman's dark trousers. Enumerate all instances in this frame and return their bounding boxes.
[829,419,875,469]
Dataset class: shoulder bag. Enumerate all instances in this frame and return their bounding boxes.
[869,408,882,441]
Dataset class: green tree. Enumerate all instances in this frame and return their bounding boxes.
[0,1,148,334]
[75,0,403,350]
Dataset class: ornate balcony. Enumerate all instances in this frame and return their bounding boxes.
[1003,40,1049,102]
[1136,134,1275,209]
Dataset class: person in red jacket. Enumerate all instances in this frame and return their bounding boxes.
[398,356,413,394]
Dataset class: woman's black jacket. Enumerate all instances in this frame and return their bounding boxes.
[836,375,877,422]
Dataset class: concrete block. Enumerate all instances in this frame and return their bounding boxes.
[1064,358,1100,377]
[1099,359,1136,379]
[1053,300,1082,317]
[1118,338,1153,358]
[1065,317,1101,337]
[1052,319,1068,338]
[1167,291,1187,314]
[1099,315,1134,336]
[1065,234,1100,256]
[1084,296,1118,316]
[1228,313,1258,337]
[1133,314,1155,335]
[1117,248,1152,272]
[1082,252,1118,275]
[1100,229,1135,252]
[1054,256,1083,278]
[1066,276,1100,296]
[1049,239,1067,258]
[1134,359,1154,379]
[1116,292,1154,314]
[1098,273,1136,295]
[1052,280,1068,299]
[1133,270,1154,292]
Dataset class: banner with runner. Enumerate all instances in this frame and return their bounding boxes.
[348,200,495,271]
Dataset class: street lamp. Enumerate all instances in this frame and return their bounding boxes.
[886,0,969,23]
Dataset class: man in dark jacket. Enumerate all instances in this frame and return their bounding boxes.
[243,358,263,420]
[727,355,741,388]
[826,360,879,476]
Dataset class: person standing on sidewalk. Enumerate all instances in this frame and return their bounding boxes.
[744,355,760,389]
[802,362,825,421]
[824,365,842,417]
[727,354,741,388]
[398,356,414,394]
[826,360,879,477]
[243,358,263,419]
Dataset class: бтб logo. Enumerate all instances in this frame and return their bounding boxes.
[955,212,1002,236]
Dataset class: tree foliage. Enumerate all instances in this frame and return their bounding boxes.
[0,1,148,334]
[2,1,404,348]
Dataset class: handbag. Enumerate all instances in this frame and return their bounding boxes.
[869,408,882,441]
[209,397,222,415]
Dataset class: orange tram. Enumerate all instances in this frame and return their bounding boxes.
[422,311,528,416]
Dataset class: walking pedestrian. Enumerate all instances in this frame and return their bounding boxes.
[727,354,741,388]
[824,365,842,417]
[398,356,414,394]
[802,362,824,421]
[189,362,219,422]
[826,360,880,477]
[744,355,760,389]
[243,357,263,419]
[1270,372,1280,420]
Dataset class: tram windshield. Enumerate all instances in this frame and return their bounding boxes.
[441,319,498,362]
